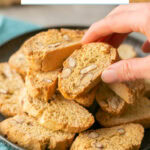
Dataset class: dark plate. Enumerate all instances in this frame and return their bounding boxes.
[0,25,149,150]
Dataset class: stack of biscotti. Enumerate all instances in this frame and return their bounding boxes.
[2,28,146,150]
[5,28,110,149]
[17,29,95,129]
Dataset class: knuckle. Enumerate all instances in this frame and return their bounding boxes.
[119,60,136,81]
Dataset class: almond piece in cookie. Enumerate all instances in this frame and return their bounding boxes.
[58,42,118,100]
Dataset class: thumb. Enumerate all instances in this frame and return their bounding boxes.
[101,56,150,83]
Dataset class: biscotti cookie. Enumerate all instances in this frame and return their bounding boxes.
[96,97,150,128]
[96,83,126,115]
[75,86,98,107]
[71,123,144,150]
[9,49,27,78]
[58,42,118,100]
[108,80,145,104]
[25,69,60,101]
[118,44,137,60]
[0,114,75,150]
[20,89,94,133]
[0,63,24,117]
[23,29,84,72]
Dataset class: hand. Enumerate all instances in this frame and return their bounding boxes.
[82,3,150,83]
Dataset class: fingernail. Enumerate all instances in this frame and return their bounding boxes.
[101,69,118,83]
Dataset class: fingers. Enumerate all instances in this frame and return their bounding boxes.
[106,33,129,48]
[101,56,150,83]
[82,11,134,44]
[142,40,150,53]
[82,3,150,44]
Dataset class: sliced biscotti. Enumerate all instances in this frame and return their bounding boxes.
[75,86,98,107]
[58,42,118,100]
[108,80,145,104]
[96,97,150,128]
[20,89,94,133]
[25,69,60,101]
[23,29,84,72]
[0,114,75,150]
[0,63,24,117]
[71,123,144,150]
[118,44,137,60]
[9,49,27,78]
[96,83,126,115]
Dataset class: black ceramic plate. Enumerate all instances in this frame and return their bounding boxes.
[0,25,150,150]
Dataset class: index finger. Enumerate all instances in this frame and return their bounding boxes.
[82,6,148,44]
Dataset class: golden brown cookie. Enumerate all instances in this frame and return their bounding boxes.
[0,63,24,117]
[25,69,60,101]
[108,80,145,104]
[0,114,75,150]
[58,42,118,100]
[96,83,126,115]
[71,123,144,150]
[9,49,27,79]
[96,97,150,128]
[23,29,85,72]
[20,89,94,133]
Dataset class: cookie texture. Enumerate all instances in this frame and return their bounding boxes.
[0,114,75,150]
[75,86,98,107]
[25,69,60,101]
[0,63,24,117]
[71,123,144,150]
[58,42,118,100]
[23,29,84,72]
[9,49,27,78]
[108,80,145,104]
[96,83,126,115]
[20,89,94,133]
[118,44,137,60]
[96,97,150,128]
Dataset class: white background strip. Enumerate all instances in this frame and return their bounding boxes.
[21,0,129,5]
